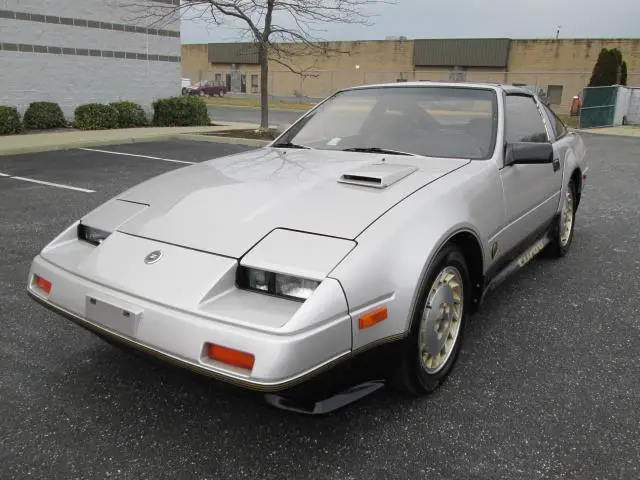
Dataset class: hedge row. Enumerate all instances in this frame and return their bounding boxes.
[152,96,211,127]
[110,101,148,128]
[1,96,211,135]
[0,106,23,135]
[72,97,210,130]
[24,102,66,130]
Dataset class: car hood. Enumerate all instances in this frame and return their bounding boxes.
[111,147,469,258]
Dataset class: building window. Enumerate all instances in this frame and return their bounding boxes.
[214,73,222,82]
[546,85,564,105]
[251,74,259,93]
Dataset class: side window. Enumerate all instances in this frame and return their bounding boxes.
[542,103,568,140]
[505,95,549,143]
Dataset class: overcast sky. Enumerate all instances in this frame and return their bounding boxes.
[180,0,640,43]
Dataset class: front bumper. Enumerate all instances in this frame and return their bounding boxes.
[27,254,352,393]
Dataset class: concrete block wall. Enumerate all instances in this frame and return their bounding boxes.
[181,38,640,113]
[508,39,640,72]
[0,0,181,120]
[0,53,181,118]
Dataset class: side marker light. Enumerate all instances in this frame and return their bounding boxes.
[207,343,255,370]
[33,275,52,295]
[359,306,388,330]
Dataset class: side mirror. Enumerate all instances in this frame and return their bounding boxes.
[505,142,553,166]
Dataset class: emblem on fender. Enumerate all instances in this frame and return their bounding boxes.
[144,250,163,264]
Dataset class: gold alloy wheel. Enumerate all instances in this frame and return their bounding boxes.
[560,187,574,247]
[418,266,464,374]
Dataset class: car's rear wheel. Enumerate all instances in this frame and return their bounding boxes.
[392,245,469,394]
[545,179,576,258]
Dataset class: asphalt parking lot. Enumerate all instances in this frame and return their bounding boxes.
[1,135,639,479]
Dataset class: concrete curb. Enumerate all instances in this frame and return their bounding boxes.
[0,131,267,157]
[206,103,313,113]
[575,128,640,139]
[174,133,270,147]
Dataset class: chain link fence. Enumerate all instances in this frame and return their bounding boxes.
[578,85,640,128]
[579,86,618,128]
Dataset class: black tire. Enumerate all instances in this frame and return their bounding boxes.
[545,179,576,258]
[391,244,470,395]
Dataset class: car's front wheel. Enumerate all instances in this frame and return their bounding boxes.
[392,245,469,394]
[545,179,576,258]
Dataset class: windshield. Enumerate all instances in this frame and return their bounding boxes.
[276,86,498,159]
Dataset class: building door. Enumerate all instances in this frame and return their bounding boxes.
[546,85,564,105]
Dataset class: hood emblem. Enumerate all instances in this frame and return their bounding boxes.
[144,250,163,264]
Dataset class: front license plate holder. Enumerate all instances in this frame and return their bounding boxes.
[85,294,143,338]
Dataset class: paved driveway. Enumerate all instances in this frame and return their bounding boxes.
[0,135,638,479]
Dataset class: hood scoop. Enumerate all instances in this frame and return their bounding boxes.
[338,163,418,189]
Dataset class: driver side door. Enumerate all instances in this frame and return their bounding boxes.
[496,93,563,256]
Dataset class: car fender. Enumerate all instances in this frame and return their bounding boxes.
[328,160,505,351]
[557,132,587,214]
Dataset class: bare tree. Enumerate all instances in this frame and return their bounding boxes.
[135,0,393,132]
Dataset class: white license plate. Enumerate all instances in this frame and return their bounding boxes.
[85,294,143,338]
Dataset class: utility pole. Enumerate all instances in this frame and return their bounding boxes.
[555,25,562,40]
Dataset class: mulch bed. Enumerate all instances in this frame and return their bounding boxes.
[200,128,280,140]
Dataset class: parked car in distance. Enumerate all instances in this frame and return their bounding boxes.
[187,80,228,97]
[27,82,588,415]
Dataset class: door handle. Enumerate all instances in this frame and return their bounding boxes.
[552,158,560,172]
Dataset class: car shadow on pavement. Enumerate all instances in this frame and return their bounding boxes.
[54,335,427,416]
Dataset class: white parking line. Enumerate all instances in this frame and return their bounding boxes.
[1,172,95,193]
[79,148,195,165]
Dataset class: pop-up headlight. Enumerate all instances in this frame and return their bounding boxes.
[77,223,110,245]
[237,266,320,301]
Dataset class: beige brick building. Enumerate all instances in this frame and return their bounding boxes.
[181,38,640,113]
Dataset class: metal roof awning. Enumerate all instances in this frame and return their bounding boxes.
[208,42,259,64]
[413,38,511,68]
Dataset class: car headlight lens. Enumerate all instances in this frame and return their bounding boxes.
[77,223,111,245]
[238,266,320,301]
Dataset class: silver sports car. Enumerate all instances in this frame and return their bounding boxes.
[27,82,587,413]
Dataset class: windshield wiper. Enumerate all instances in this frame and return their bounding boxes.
[272,142,310,149]
[341,147,415,156]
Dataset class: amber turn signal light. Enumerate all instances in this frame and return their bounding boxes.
[33,274,52,295]
[359,306,388,330]
[207,343,255,370]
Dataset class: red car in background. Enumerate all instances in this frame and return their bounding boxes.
[187,80,228,97]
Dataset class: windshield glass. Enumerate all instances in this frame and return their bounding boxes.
[277,86,498,159]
